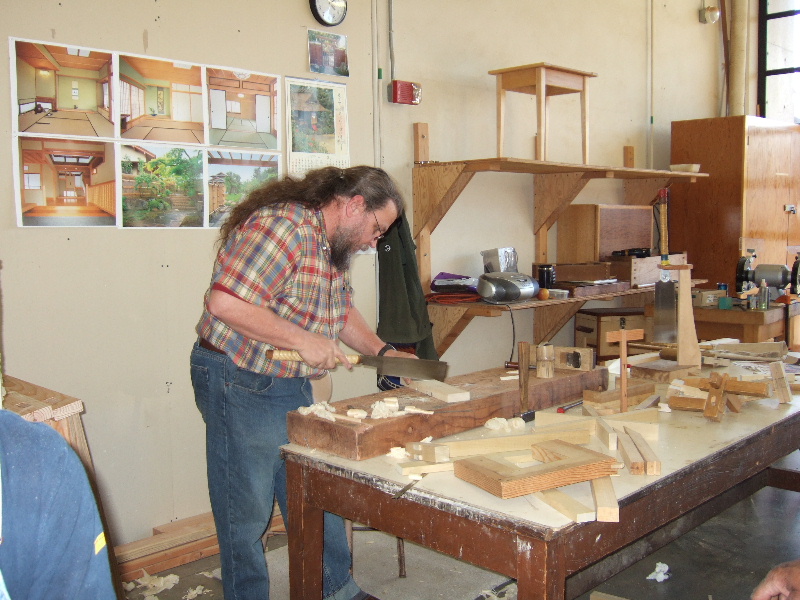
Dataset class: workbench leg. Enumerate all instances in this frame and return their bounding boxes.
[515,536,566,600]
[287,460,325,599]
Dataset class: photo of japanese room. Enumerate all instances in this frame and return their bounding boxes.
[18,137,116,227]
[206,149,280,227]
[207,68,279,150]
[15,41,114,139]
[119,55,204,145]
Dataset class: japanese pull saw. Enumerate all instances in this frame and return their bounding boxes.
[265,350,449,382]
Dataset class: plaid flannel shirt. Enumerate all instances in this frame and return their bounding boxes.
[196,203,351,378]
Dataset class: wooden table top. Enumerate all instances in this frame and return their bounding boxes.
[284,363,800,535]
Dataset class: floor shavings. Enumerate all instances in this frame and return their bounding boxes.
[182,585,211,599]
[646,561,671,582]
[127,571,180,598]
[199,568,221,580]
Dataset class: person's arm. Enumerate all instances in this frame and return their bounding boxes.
[338,305,412,360]
[752,559,800,600]
[206,289,346,370]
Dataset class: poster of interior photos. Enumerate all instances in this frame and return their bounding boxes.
[10,37,289,228]
[286,77,350,178]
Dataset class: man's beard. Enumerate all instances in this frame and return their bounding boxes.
[329,223,364,272]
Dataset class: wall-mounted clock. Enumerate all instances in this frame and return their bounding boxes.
[310,0,347,27]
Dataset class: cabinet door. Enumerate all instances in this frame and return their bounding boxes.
[744,122,797,267]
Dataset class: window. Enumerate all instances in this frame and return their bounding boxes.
[102,81,109,109]
[226,100,242,114]
[24,173,41,189]
[120,79,145,119]
[758,0,800,121]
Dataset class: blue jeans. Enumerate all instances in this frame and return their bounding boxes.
[190,341,361,600]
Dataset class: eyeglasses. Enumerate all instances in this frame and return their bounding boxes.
[371,211,385,241]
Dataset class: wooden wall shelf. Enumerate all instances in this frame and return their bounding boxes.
[428,288,655,355]
[410,126,706,356]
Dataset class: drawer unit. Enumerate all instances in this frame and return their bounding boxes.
[575,307,650,359]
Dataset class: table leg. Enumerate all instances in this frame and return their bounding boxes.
[536,67,546,160]
[515,536,566,600]
[287,460,325,599]
[496,77,506,157]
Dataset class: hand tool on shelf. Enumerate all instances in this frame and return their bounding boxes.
[265,350,448,382]
[653,188,677,343]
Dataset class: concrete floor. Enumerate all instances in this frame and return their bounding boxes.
[123,475,800,600]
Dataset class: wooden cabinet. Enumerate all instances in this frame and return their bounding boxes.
[670,116,800,291]
[557,204,653,263]
[574,307,649,359]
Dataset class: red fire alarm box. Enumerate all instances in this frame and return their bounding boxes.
[388,80,421,105]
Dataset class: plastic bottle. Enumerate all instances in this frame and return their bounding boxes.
[758,279,770,310]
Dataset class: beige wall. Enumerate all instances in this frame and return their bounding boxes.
[0,0,738,544]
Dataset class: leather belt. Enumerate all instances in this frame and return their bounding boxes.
[199,338,226,355]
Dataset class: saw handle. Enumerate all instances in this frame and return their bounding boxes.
[266,349,364,365]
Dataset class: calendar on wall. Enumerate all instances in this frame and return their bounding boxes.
[286,77,349,178]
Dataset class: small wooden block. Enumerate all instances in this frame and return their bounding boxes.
[623,426,661,475]
[668,395,706,412]
[406,441,450,463]
[704,373,729,422]
[633,394,661,410]
[726,394,744,413]
[403,379,471,403]
[616,431,645,475]
[591,476,619,522]
[770,361,792,404]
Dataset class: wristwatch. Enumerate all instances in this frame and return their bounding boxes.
[377,343,396,356]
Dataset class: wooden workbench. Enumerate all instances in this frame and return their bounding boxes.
[283,366,800,599]
[693,303,800,344]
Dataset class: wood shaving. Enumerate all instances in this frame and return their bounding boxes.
[297,403,336,421]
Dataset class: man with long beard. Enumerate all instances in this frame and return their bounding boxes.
[190,165,405,600]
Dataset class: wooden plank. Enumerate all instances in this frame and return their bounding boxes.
[668,395,706,412]
[152,512,216,536]
[535,488,596,523]
[287,366,607,460]
[590,477,619,522]
[560,281,631,298]
[616,431,645,475]
[629,359,698,383]
[624,426,661,475]
[582,405,617,451]
[403,378,471,403]
[397,460,455,475]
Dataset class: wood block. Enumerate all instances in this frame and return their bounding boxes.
[624,426,661,475]
[616,431,645,475]
[533,262,612,283]
[535,488,595,523]
[727,394,744,413]
[287,367,607,460]
[633,394,661,410]
[403,379,471,403]
[591,477,620,522]
[554,346,595,371]
[704,373,728,422]
[406,442,450,462]
[629,359,697,383]
[770,361,792,404]
[608,252,687,287]
[453,440,619,499]
[668,395,706,412]
[152,512,216,536]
